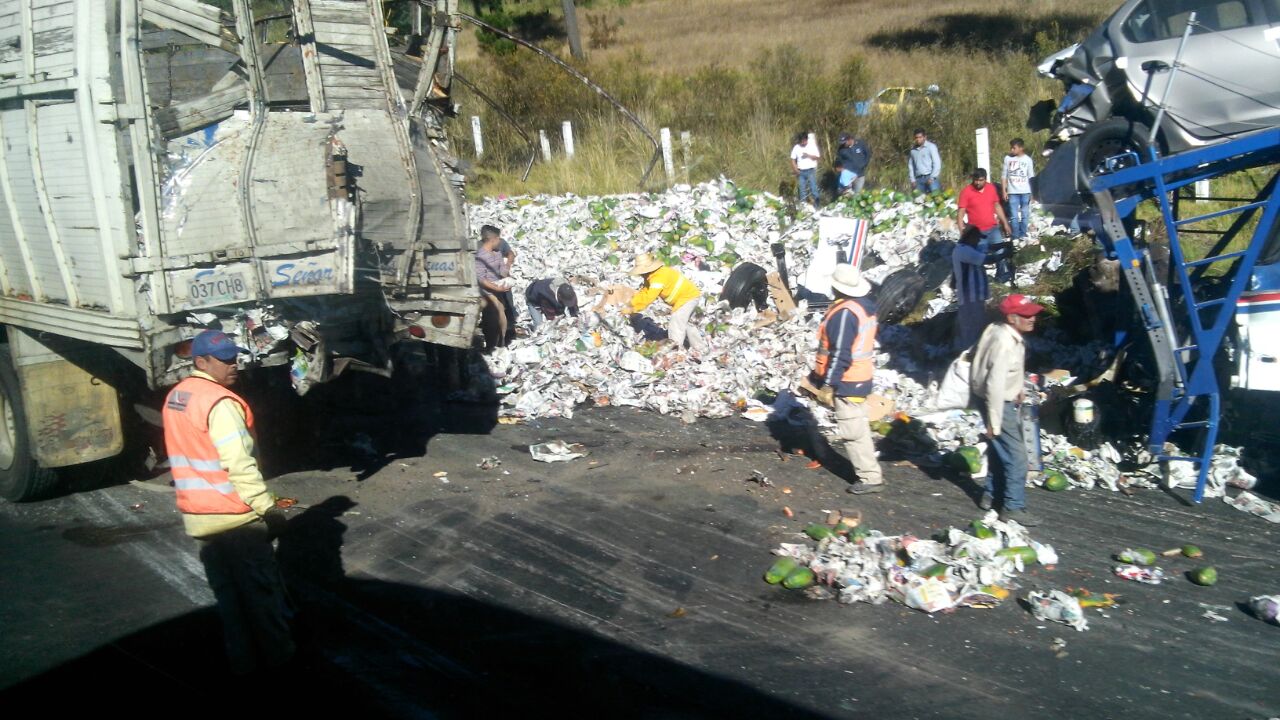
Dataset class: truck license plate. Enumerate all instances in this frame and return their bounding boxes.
[187,271,250,305]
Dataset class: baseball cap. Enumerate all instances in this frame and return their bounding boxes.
[838,133,851,143]
[190,329,249,361]
[999,294,1044,317]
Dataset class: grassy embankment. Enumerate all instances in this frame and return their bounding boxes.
[452,0,1120,197]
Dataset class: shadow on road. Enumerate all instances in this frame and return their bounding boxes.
[2,496,824,718]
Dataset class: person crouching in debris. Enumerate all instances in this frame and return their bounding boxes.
[163,330,294,674]
[952,225,992,351]
[525,276,580,330]
[970,294,1044,525]
[804,264,885,494]
[627,252,708,354]
[475,230,513,352]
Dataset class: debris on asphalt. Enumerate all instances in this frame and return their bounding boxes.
[1113,565,1166,585]
[1116,548,1158,566]
[763,511,1057,616]
[1223,491,1280,523]
[1248,594,1280,625]
[476,456,503,470]
[1027,590,1089,632]
[274,497,298,509]
[529,441,588,462]
[744,470,773,487]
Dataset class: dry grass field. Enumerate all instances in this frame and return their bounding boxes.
[453,0,1123,196]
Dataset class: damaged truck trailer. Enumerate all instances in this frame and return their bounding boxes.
[0,0,480,500]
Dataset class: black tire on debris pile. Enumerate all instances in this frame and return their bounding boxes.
[721,262,770,311]
[0,345,60,502]
[874,269,927,326]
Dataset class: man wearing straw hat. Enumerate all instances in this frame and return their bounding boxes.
[627,252,707,354]
[804,264,885,494]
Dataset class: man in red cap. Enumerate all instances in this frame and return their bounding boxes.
[163,329,293,674]
[969,294,1044,525]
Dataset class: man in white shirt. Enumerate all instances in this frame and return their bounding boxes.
[790,132,821,208]
[1000,138,1036,241]
[969,294,1044,525]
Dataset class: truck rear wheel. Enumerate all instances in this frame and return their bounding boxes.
[0,346,59,502]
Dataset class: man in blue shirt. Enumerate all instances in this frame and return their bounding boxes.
[907,128,942,193]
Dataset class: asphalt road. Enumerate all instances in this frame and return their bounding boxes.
[2,401,1278,718]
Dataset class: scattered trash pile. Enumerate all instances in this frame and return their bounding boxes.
[471,180,1068,424]
[763,510,1059,618]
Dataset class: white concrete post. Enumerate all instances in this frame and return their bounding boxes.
[660,127,674,181]
[562,120,575,159]
[471,116,484,159]
[1195,178,1211,200]
[680,130,692,183]
[975,127,990,176]
[539,129,552,162]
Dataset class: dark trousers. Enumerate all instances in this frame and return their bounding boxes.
[198,521,295,674]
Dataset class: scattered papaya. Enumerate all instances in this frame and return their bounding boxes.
[1043,468,1069,492]
[782,566,817,589]
[764,557,798,584]
[996,546,1038,563]
[1189,567,1218,586]
[1182,544,1204,559]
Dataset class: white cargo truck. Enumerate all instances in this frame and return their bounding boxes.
[0,0,480,500]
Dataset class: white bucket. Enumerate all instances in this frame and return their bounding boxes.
[1073,398,1095,425]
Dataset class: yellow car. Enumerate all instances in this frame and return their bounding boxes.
[852,85,939,117]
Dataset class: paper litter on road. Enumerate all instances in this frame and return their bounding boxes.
[529,441,588,462]
[1223,491,1280,523]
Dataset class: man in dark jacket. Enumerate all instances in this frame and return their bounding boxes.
[835,133,871,193]
[525,276,579,330]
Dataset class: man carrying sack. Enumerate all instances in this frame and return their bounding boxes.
[802,264,885,494]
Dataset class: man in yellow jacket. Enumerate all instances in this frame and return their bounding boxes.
[628,252,708,353]
[163,329,294,674]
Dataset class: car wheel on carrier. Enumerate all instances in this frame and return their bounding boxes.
[721,262,770,310]
[0,345,59,502]
[1076,118,1152,189]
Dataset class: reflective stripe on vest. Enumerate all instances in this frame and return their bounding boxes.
[814,299,877,384]
[162,376,256,516]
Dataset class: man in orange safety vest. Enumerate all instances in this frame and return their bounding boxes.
[806,264,885,494]
[163,329,294,674]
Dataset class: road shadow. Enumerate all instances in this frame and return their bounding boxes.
[52,347,501,496]
[867,12,1102,55]
[1,496,825,718]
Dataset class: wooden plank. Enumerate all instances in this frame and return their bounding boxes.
[154,82,246,138]
[291,0,326,111]
[309,9,365,25]
[316,74,383,88]
[140,0,231,51]
[0,107,45,301]
[28,101,77,306]
[323,87,384,100]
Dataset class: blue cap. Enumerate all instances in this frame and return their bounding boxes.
[191,330,247,361]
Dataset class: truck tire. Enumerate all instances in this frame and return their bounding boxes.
[721,262,770,310]
[1077,118,1152,188]
[0,346,59,501]
[874,269,927,325]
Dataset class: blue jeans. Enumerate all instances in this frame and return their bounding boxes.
[797,168,819,204]
[978,225,1014,282]
[913,175,940,193]
[976,398,1027,510]
[1007,193,1031,239]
